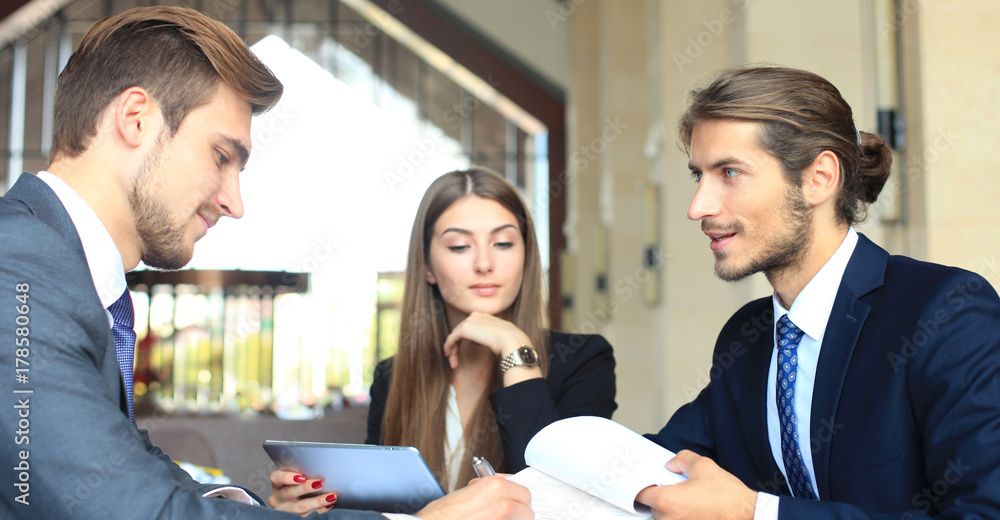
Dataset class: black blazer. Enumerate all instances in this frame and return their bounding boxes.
[647,234,1000,519]
[367,331,618,471]
[0,173,384,520]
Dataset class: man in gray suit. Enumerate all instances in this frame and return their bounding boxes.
[0,6,531,520]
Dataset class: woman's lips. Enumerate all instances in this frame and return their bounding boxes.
[470,284,499,296]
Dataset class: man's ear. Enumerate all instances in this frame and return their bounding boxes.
[802,150,841,207]
[113,87,157,149]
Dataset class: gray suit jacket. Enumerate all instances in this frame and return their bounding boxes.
[0,173,384,519]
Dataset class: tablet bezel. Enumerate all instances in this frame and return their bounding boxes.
[263,440,445,514]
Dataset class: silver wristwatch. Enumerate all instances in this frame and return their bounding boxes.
[500,346,539,373]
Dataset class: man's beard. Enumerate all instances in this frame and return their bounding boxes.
[128,140,191,271]
[711,183,813,282]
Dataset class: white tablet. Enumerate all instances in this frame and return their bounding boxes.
[262,440,445,514]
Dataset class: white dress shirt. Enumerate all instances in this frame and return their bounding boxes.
[36,172,258,505]
[444,385,468,493]
[38,172,419,518]
[754,228,859,518]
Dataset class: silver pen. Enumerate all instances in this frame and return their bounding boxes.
[472,455,496,478]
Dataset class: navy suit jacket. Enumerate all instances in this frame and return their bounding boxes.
[0,173,383,519]
[647,234,1000,519]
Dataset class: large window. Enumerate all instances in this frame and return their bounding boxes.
[0,0,552,415]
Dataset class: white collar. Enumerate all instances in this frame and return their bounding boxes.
[36,171,126,309]
[772,228,859,343]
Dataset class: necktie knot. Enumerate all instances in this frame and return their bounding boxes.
[108,290,135,329]
[776,314,804,350]
[108,289,136,424]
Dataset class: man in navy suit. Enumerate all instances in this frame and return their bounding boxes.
[637,67,1000,519]
[0,6,530,520]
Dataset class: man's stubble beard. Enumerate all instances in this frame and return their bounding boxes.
[128,138,190,271]
[712,183,813,283]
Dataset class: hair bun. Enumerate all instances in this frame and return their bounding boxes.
[857,131,893,204]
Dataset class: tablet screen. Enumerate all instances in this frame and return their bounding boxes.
[263,441,445,514]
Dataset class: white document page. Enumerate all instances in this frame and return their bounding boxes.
[523,416,686,514]
[509,468,652,520]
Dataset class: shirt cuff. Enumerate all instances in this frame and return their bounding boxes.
[754,492,779,520]
[202,486,258,505]
[382,514,420,519]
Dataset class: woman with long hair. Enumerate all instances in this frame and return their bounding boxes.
[269,167,616,513]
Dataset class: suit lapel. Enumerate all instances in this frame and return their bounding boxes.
[5,173,130,417]
[810,234,887,499]
[739,303,784,488]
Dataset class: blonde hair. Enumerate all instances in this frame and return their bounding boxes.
[382,167,548,488]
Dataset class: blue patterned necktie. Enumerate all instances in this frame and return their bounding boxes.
[108,289,137,424]
[776,314,818,500]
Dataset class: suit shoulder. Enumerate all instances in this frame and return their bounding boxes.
[373,357,394,381]
[0,199,46,234]
[721,297,773,331]
[549,331,613,354]
[884,254,997,300]
[0,205,77,263]
[547,331,614,372]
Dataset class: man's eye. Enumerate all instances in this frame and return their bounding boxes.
[724,168,741,178]
[691,171,703,183]
[217,151,229,166]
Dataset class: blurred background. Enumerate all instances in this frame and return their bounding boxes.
[2,0,997,494]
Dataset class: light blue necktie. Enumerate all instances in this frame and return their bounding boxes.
[108,289,136,424]
[776,314,818,500]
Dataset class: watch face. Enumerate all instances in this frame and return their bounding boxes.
[517,346,539,366]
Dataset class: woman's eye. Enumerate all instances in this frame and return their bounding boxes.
[495,242,513,249]
[448,245,469,253]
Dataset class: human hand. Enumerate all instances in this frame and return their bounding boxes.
[635,450,756,520]
[267,470,338,516]
[414,476,533,520]
[442,312,532,369]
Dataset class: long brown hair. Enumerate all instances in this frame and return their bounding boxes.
[51,6,282,161]
[679,66,892,225]
[382,167,549,489]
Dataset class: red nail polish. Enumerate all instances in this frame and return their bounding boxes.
[325,493,337,503]
[311,480,323,490]
[293,475,306,483]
